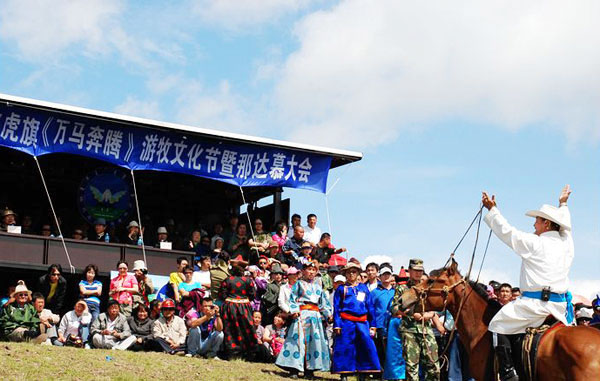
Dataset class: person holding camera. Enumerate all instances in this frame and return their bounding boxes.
[186,297,224,358]
[227,223,250,262]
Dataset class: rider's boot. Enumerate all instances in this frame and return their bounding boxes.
[494,333,519,381]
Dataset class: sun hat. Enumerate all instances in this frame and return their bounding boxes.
[132,260,147,272]
[333,275,346,283]
[157,227,168,234]
[341,262,362,274]
[127,221,139,229]
[10,280,32,298]
[525,204,571,229]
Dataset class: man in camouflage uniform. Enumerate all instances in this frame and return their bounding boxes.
[390,258,440,381]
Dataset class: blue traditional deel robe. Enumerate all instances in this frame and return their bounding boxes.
[275,278,332,372]
[332,282,381,374]
[383,290,405,380]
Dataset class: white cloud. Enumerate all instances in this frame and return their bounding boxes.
[0,0,122,61]
[114,96,163,120]
[275,0,600,149]
[192,0,317,31]
[570,279,600,303]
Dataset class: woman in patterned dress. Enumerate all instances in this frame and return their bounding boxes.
[219,264,258,360]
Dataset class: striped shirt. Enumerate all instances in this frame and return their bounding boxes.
[79,280,102,306]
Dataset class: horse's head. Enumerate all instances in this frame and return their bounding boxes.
[413,258,466,312]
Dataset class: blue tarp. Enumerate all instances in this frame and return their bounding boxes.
[0,102,332,193]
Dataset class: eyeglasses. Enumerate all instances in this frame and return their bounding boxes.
[259,261,267,265]
[16,293,28,297]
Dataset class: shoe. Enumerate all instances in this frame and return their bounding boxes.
[212,356,223,361]
[185,353,193,358]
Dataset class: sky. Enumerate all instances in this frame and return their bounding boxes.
[0,0,598,299]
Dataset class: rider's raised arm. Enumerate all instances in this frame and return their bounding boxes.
[484,207,539,259]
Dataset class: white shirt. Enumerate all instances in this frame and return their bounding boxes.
[484,206,573,293]
[303,225,322,245]
[192,270,211,288]
[278,282,294,313]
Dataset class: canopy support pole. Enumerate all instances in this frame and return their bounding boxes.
[130,170,147,269]
[33,156,75,273]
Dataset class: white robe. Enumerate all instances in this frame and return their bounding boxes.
[484,206,574,334]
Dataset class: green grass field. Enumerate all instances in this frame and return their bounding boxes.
[0,342,343,380]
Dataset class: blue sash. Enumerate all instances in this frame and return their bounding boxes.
[522,290,574,324]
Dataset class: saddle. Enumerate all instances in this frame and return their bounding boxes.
[516,317,565,381]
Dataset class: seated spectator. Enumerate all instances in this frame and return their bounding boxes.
[498,283,512,305]
[0,208,17,232]
[38,264,67,315]
[40,224,53,237]
[71,228,85,240]
[132,260,154,308]
[227,223,250,262]
[90,299,134,350]
[32,292,60,342]
[299,242,313,264]
[192,255,212,289]
[0,281,45,343]
[282,226,306,267]
[210,236,226,262]
[186,297,224,358]
[271,222,288,255]
[124,221,143,246]
[313,233,345,264]
[91,218,114,242]
[54,300,91,348]
[152,298,187,354]
[179,266,203,298]
[267,241,282,262]
[170,256,189,303]
[155,226,171,248]
[187,230,202,252]
[21,215,34,234]
[303,213,321,245]
[222,215,239,249]
[248,219,272,265]
[109,261,139,317]
[0,285,16,308]
[263,312,287,358]
[212,223,224,242]
[149,299,161,320]
[253,310,265,345]
[127,304,157,352]
[79,264,102,323]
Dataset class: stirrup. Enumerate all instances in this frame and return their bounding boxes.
[500,367,519,381]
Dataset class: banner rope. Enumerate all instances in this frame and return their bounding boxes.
[130,170,147,269]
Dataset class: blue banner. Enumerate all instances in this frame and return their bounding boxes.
[0,103,332,192]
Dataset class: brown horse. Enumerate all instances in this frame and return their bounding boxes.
[406,259,600,381]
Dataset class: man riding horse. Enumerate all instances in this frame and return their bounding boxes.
[481,185,574,381]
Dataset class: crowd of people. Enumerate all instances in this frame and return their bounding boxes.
[1,207,599,381]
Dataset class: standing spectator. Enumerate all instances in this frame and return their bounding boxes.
[511,287,521,301]
[186,297,224,358]
[365,263,380,292]
[275,262,332,379]
[169,256,189,303]
[32,292,60,342]
[279,267,300,315]
[132,260,154,308]
[37,264,67,315]
[192,255,212,290]
[127,304,157,352]
[290,214,302,233]
[313,233,346,264]
[370,263,398,375]
[332,262,380,379]
[152,299,187,354]
[90,299,134,350]
[219,265,258,360]
[228,223,250,262]
[498,283,513,305]
[261,263,284,325]
[79,264,102,323]
[54,300,91,348]
[282,226,306,267]
[109,261,139,317]
[248,219,272,265]
[303,214,322,245]
[0,281,44,343]
[211,252,230,303]
[124,221,143,246]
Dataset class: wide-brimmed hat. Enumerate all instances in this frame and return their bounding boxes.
[11,280,32,298]
[2,208,16,218]
[525,204,571,229]
[157,226,168,234]
[127,221,139,229]
[270,263,285,275]
[341,262,362,273]
[132,260,147,272]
